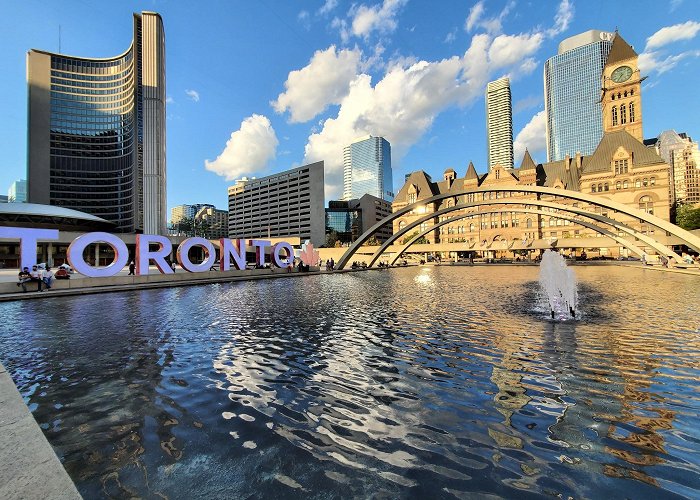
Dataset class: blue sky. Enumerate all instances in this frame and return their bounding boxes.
[1,0,699,215]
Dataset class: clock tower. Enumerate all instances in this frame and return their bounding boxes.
[601,34,644,141]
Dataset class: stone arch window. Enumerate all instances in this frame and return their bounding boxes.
[624,90,628,97]
[612,106,618,126]
[612,94,615,101]
[526,218,532,228]
[639,195,654,215]
[643,178,648,187]
[445,198,453,208]
[623,180,629,189]
[598,183,603,192]
[469,223,475,232]
[635,178,641,188]
[604,183,609,191]
[398,221,406,231]
[630,89,634,96]
[650,177,656,186]
[616,181,621,190]
[629,102,635,122]
[592,184,597,193]
[620,104,627,124]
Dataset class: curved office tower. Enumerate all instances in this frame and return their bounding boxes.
[27,12,166,234]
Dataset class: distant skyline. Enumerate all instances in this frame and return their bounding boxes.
[1,0,699,214]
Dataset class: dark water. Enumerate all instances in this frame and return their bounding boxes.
[1,265,699,499]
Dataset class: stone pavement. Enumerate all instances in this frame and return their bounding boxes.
[0,362,81,499]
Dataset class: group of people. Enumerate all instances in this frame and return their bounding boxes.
[17,265,54,292]
[322,258,336,271]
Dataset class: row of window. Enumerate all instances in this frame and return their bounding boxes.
[591,177,656,192]
[611,102,636,126]
[610,89,634,101]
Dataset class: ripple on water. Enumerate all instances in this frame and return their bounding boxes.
[0,265,698,498]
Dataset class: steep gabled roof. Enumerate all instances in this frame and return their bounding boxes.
[580,130,664,175]
[393,170,438,203]
[519,149,537,171]
[607,33,637,66]
[465,161,479,180]
[538,159,581,191]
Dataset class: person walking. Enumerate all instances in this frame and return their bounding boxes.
[17,267,31,292]
[30,265,43,291]
[42,265,55,291]
[128,260,136,275]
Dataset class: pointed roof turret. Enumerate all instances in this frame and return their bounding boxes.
[465,161,478,180]
[519,149,537,171]
[606,33,637,66]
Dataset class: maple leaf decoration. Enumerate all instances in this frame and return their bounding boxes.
[300,240,320,266]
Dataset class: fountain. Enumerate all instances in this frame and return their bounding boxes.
[539,250,578,319]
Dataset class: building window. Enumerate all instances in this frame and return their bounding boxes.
[604,183,609,191]
[639,195,654,215]
[598,183,603,192]
[526,219,532,229]
[650,177,656,186]
[623,180,629,189]
[420,222,428,233]
[398,221,406,231]
[592,184,597,193]
[612,106,618,126]
[635,179,641,188]
[616,181,621,190]
[629,102,635,122]
[620,104,627,124]
[408,193,416,204]
[643,178,648,187]
[469,223,475,232]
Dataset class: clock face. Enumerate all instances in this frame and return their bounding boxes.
[611,65,633,83]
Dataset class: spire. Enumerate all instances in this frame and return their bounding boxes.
[519,149,537,170]
[465,161,478,180]
[606,33,637,66]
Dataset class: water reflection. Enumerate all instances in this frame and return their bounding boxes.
[0,266,698,498]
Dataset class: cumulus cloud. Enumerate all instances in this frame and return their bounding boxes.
[513,111,546,164]
[205,114,278,181]
[350,0,408,39]
[185,89,200,102]
[645,20,700,50]
[272,45,362,123]
[640,21,700,76]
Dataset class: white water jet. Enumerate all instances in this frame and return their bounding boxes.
[539,250,578,319]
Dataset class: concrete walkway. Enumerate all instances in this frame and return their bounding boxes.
[0,363,81,499]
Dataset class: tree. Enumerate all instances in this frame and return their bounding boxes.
[325,230,339,248]
[364,236,380,246]
[676,203,700,230]
[402,231,427,245]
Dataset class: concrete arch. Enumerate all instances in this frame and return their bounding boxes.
[337,185,700,269]
[364,198,684,268]
[387,207,647,266]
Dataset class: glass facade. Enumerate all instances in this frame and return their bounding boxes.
[28,12,166,234]
[545,35,612,162]
[343,136,393,202]
[325,206,362,244]
[8,180,27,203]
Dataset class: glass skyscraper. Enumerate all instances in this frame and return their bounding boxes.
[485,77,514,170]
[27,12,166,234]
[343,135,393,202]
[544,30,614,162]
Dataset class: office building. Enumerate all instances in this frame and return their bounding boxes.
[8,179,27,203]
[171,203,214,224]
[651,131,700,205]
[485,77,514,170]
[0,195,7,203]
[326,194,392,245]
[228,161,325,246]
[545,30,614,162]
[343,135,394,201]
[194,206,229,239]
[27,11,166,234]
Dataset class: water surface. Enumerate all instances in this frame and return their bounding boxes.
[0,265,698,498]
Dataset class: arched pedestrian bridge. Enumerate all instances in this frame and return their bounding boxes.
[337,186,700,270]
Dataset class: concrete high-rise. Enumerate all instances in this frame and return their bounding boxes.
[8,180,27,203]
[27,12,166,234]
[544,30,614,162]
[485,77,514,170]
[343,135,393,202]
[228,162,325,247]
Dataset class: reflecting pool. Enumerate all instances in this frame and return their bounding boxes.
[1,265,699,498]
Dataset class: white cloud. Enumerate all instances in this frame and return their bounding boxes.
[350,0,408,39]
[165,96,174,104]
[645,20,700,50]
[272,45,362,123]
[465,1,485,32]
[513,111,546,164]
[318,0,338,16]
[444,28,457,44]
[298,10,311,30]
[488,33,544,69]
[639,49,700,74]
[547,0,574,37]
[185,89,200,102]
[204,114,279,181]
